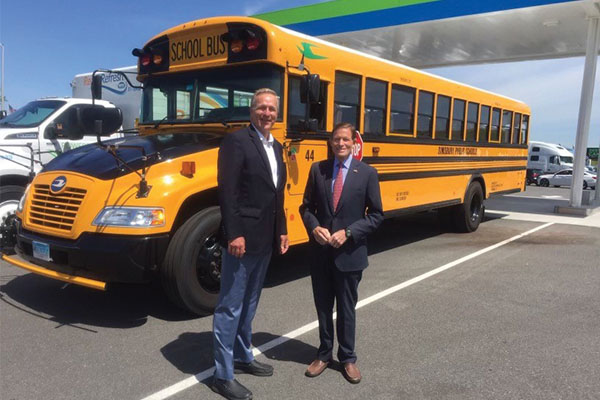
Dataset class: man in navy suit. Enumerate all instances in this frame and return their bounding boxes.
[212,88,289,400]
[300,122,383,384]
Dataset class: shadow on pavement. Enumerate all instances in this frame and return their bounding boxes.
[253,331,318,366]
[161,331,215,375]
[159,330,316,377]
[266,211,449,288]
[0,211,456,327]
[0,275,196,329]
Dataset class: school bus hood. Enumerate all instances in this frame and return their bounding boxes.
[42,133,222,180]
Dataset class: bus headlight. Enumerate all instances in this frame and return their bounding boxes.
[92,207,165,227]
[17,185,31,213]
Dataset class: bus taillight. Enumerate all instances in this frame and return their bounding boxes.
[231,40,244,53]
[246,37,260,51]
[141,54,151,67]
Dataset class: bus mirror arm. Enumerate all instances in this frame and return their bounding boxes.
[91,69,143,103]
[94,140,152,198]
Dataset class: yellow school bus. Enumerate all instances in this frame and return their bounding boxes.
[2,16,529,315]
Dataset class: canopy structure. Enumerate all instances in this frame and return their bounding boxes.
[256,0,599,68]
[256,0,600,209]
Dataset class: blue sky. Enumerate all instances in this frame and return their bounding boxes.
[0,0,598,148]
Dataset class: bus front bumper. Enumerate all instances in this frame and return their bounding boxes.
[11,219,170,286]
[1,252,107,290]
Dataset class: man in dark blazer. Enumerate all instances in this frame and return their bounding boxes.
[300,122,383,384]
[212,88,288,400]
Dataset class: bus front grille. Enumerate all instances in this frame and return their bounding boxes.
[28,185,86,231]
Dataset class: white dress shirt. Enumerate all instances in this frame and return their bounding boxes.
[254,126,278,187]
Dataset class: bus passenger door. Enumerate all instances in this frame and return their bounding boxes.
[284,74,329,195]
[284,139,329,195]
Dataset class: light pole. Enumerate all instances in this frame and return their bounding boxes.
[0,42,4,114]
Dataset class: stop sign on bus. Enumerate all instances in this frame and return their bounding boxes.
[353,130,364,161]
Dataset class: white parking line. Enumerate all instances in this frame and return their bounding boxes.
[140,222,555,400]
[505,194,567,199]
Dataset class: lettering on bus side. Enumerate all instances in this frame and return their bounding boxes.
[438,146,478,156]
[170,35,226,62]
[396,191,409,201]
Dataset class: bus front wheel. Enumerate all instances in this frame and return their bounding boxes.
[0,185,25,227]
[454,181,484,233]
[161,207,222,315]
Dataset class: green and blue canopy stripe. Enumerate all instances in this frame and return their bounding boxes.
[254,0,580,36]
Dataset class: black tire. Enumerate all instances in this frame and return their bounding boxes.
[437,206,457,231]
[0,185,25,224]
[161,207,222,315]
[454,181,484,233]
[526,178,532,185]
[583,181,587,189]
[540,179,549,187]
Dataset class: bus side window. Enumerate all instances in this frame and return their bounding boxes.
[334,71,361,127]
[479,105,490,143]
[390,84,415,135]
[417,90,434,138]
[466,102,479,142]
[513,113,522,144]
[287,75,327,132]
[501,110,513,143]
[521,115,530,144]
[491,107,501,142]
[451,99,465,141]
[364,78,387,136]
[435,95,451,140]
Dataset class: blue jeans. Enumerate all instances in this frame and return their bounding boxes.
[213,249,272,380]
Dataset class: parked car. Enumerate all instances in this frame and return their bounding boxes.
[526,168,544,185]
[538,169,597,189]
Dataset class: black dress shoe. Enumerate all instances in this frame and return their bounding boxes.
[234,359,274,376]
[210,378,252,400]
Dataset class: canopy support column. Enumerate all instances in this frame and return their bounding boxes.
[570,15,600,207]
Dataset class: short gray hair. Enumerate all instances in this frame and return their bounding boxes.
[251,88,280,111]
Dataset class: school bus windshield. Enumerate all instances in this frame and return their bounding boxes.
[140,63,283,125]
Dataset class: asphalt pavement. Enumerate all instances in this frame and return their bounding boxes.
[1,185,599,400]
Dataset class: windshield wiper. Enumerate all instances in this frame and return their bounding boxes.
[153,116,170,129]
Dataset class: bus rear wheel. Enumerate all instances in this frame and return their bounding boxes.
[161,207,222,315]
[454,181,484,233]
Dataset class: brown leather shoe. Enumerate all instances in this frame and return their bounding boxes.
[305,359,329,377]
[343,362,361,384]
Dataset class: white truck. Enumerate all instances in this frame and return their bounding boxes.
[1,67,142,233]
[527,141,574,173]
[71,66,140,131]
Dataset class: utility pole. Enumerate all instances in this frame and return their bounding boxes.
[0,42,4,114]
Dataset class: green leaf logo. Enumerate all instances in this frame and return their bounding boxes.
[297,42,327,60]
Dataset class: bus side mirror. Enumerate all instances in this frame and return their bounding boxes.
[300,74,320,104]
[91,74,103,100]
[44,108,84,140]
[79,105,123,136]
